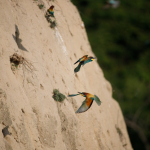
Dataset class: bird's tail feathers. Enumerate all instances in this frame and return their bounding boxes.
[94,95,101,106]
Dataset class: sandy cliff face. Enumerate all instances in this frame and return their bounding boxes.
[0,0,132,150]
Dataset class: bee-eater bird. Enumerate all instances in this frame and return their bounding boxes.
[47,5,55,17]
[103,0,120,9]
[68,92,101,113]
[74,55,96,73]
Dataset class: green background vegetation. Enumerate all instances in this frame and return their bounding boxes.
[71,0,150,149]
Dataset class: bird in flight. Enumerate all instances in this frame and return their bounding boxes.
[74,55,96,73]
[68,92,101,113]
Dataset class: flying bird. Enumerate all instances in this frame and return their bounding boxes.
[74,55,96,73]
[103,0,120,9]
[47,5,55,17]
[68,92,101,113]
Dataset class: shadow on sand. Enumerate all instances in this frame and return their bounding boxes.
[12,25,28,52]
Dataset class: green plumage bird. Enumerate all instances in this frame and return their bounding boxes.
[74,55,96,73]
[68,92,101,113]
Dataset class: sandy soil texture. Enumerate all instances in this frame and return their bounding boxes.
[0,0,133,150]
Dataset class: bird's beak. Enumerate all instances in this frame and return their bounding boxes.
[78,92,84,96]
[91,57,97,61]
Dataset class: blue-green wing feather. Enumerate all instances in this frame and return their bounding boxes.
[68,94,80,97]
[94,95,101,106]
[74,63,82,73]
[76,99,93,113]
[74,59,80,65]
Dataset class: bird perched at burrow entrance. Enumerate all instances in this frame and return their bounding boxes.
[47,5,55,17]
[68,92,101,113]
[74,55,96,73]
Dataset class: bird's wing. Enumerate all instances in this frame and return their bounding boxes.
[74,55,88,64]
[80,55,88,61]
[74,59,80,65]
[76,98,93,113]
[68,94,80,97]
[74,62,83,73]
[94,95,101,106]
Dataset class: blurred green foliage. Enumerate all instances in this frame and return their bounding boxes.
[52,89,66,102]
[71,0,150,149]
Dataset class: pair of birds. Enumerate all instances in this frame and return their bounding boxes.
[48,1,120,17]
[68,55,102,113]
[47,5,102,113]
